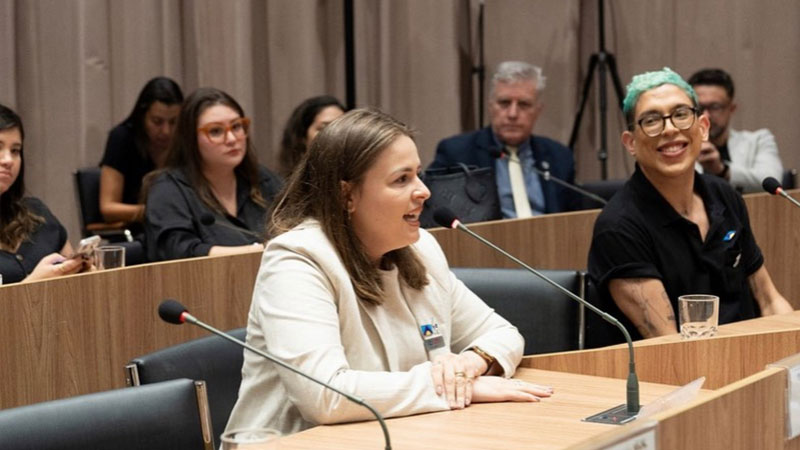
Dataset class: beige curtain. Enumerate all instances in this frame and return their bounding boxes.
[1,0,798,242]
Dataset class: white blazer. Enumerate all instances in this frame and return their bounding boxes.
[697,128,783,193]
[225,220,524,436]
[727,128,783,193]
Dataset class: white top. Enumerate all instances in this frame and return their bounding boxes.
[225,219,524,436]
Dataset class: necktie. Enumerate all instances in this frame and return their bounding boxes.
[507,146,532,218]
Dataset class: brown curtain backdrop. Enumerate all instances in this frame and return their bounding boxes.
[1,0,798,242]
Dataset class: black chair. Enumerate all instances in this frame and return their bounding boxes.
[73,167,147,266]
[451,267,585,354]
[575,178,627,210]
[0,378,214,450]
[126,328,247,446]
[783,168,797,190]
[73,167,132,241]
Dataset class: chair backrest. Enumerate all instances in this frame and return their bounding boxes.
[576,178,627,210]
[126,328,247,446]
[0,378,214,450]
[783,168,797,190]
[73,167,103,237]
[451,267,585,354]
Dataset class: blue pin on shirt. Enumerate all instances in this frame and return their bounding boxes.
[723,230,736,241]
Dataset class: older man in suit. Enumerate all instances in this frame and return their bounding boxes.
[430,61,576,217]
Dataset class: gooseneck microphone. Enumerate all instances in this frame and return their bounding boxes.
[158,300,392,450]
[198,213,264,241]
[489,147,608,207]
[762,177,800,209]
[433,207,640,421]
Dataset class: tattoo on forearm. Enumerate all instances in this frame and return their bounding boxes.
[620,279,676,337]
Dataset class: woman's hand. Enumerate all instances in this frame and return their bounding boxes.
[430,352,486,409]
[471,376,553,403]
[24,253,84,282]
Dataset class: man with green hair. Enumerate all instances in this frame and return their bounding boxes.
[586,68,792,344]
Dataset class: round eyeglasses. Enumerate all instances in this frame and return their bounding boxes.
[636,106,698,137]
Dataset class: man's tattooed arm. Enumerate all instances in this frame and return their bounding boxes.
[608,278,678,338]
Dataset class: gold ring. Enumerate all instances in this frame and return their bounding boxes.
[454,371,466,378]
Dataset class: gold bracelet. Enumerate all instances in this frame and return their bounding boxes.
[468,346,496,375]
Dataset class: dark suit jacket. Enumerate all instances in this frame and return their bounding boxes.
[429,127,577,213]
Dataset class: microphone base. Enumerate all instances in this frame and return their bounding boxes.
[583,404,639,425]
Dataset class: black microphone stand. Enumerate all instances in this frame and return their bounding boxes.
[434,211,640,423]
[568,0,626,180]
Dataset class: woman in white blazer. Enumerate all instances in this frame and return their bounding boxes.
[225,109,552,436]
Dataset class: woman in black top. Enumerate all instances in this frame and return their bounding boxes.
[278,95,345,177]
[99,77,183,228]
[0,104,85,283]
[143,88,282,262]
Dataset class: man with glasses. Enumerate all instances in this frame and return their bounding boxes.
[688,68,783,193]
[586,68,792,345]
[429,61,576,218]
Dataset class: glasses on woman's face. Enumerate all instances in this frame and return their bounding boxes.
[197,117,250,144]
[636,106,697,137]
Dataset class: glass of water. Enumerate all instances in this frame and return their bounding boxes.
[679,294,719,339]
[221,428,281,450]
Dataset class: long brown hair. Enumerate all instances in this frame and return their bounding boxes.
[143,88,265,212]
[0,104,43,252]
[270,108,428,305]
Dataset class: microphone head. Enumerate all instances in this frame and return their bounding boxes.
[488,147,504,159]
[433,208,460,228]
[199,213,216,226]
[158,299,188,324]
[762,177,782,195]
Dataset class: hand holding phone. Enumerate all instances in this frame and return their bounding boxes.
[71,235,101,260]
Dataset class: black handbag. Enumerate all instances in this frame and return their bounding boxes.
[420,163,501,228]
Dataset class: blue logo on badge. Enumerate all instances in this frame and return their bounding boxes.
[723,230,736,241]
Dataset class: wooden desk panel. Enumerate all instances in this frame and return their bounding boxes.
[522,311,800,389]
[0,252,261,409]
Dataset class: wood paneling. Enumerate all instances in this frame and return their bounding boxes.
[0,252,261,409]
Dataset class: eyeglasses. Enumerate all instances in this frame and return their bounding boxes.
[197,117,250,143]
[636,106,698,137]
[697,102,730,115]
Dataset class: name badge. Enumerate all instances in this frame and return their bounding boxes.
[420,320,445,351]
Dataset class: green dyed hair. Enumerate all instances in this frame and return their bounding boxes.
[622,67,698,128]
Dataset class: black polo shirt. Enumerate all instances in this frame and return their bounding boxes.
[586,165,762,345]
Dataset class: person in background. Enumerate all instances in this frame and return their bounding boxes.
[143,88,282,262]
[688,68,783,193]
[588,68,792,343]
[278,95,345,177]
[225,108,552,437]
[430,61,576,217]
[0,104,86,283]
[99,77,183,228]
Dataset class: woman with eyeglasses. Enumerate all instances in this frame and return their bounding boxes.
[143,88,282,262]
[0,104,88,283]
[99,77,183,229]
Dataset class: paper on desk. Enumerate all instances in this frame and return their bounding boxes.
[635,376,705,420]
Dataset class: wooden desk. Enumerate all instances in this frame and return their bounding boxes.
[522,311,800,389]
[0,252,261,409]
[1,190,797,410]
[279,367,699,449]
